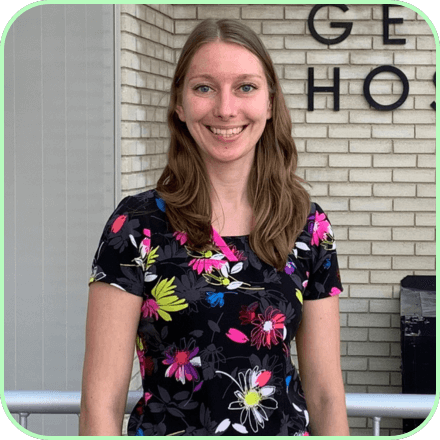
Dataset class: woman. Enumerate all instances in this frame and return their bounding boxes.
[80,19,349,436]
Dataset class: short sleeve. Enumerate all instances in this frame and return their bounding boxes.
[303,203,343,300]
[89,196,144,297]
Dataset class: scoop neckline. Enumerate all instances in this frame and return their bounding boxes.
[212,223,251,240]
[221,234,249,239]
[153,189,250,241]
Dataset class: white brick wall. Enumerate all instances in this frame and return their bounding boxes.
[120,4,173,198]
[120,4,436,436]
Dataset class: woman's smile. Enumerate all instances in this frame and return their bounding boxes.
[206,125,248,142]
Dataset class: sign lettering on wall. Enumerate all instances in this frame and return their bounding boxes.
[306,4,435,111]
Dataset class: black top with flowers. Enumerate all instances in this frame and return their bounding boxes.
[89,189,343,436]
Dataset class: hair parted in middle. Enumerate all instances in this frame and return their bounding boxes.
[156,18,311,272]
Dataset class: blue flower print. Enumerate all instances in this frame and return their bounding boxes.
[205,291,237,308]
[323,258,331,270]
[156,197,166,212]
[206,292,225,307]
[286,375,292,390]
[135,428,144,436]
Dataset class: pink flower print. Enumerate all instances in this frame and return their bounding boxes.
[138,350,154,378]
[189,257,226,275]
[137,349,146,378]
[250,307,286,350]
[144,356,154,376]
[136,336,152,379]
[330,287,341,296]
[173,230,188,246]
[144,392,153,404]
[226,328,249,344]
[302,272,309,290]
[239,303,259,325]
[162,345,201,384]
[310,211,331,246]
[141,298,160,319]
[230,245,247,262]
[144,277,187,321]
[255,370,271,387]
[111,214,127,233]
[140,228,151,257]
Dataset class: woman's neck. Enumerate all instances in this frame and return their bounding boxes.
[204,157,255,235]
[205,159,252,210]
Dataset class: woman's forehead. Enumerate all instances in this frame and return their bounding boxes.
[185,41,266,81]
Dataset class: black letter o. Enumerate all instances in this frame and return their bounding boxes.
[363,65,409,111]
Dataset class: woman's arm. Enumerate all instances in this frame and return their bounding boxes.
[295,295,350,436]
[79,282,143,435]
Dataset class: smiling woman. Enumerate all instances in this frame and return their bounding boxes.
[80,18,349,437]
[159,19,312,267]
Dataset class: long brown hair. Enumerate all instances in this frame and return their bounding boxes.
[156,19,310,271]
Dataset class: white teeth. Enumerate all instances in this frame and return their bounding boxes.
[209,126,245,137]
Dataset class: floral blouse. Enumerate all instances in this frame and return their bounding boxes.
[89,189,343,436]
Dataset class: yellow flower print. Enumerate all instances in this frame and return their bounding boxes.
[136,335,144,351]
[142,277,188,321]
[295,289,303,305]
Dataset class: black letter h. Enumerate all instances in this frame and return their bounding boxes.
[308,67,340,111]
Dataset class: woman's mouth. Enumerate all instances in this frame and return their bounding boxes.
[207,125,247,138]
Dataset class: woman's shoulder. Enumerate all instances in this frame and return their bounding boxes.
[305,201,334,229]
[108,188,168,233]
[296,201,334,245]
[117,188,164,212]
[308,201,327,217]
[299,200,336,250]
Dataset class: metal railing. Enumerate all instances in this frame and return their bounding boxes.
[4,391,437,436]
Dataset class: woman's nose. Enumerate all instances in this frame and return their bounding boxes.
[214,90,237,119]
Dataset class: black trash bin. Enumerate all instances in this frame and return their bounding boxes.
[400,275,436,434]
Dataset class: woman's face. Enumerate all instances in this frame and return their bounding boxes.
[175,41,272,167]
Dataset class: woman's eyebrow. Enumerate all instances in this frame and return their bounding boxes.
[187,73,264,81]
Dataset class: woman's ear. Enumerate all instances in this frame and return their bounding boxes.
[175,105,186,122]
[267,97,273,120]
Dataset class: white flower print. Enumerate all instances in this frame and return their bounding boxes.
[294,241,310,255]
[89,265,106,284]
[203,261,263,291]
[216,366,278,433]
[293,402,310,429]
[215,418,231,434]
[121,230,159,281]
[220,262,244,289]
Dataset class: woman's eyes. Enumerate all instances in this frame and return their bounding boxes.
[240,84,255,93]
[194,84,256,93]
[196,85,211,93]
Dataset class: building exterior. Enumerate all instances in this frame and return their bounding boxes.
[4,3,436,436]
[121,6,436,435]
